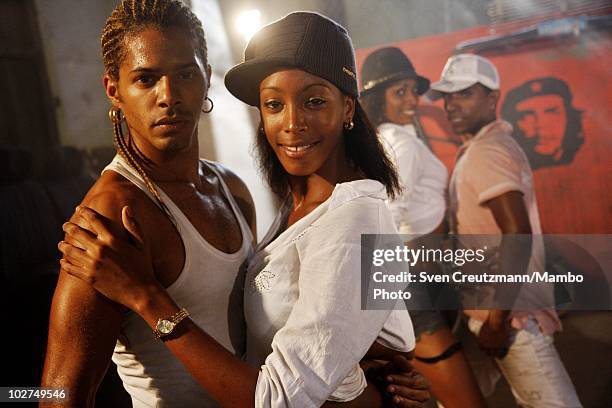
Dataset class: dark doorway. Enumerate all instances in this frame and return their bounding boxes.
[0,0,59,179]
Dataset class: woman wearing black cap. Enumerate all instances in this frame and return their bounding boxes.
[58,12,430,408]
[361,48,486,408]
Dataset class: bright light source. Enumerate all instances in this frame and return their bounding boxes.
[236,9,262,42]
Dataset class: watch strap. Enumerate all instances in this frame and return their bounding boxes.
[153,308,190,340]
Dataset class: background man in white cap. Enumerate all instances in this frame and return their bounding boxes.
[428,54,582,407]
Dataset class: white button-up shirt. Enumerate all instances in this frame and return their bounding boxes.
[245,180,415,407]
[379,122,448,235]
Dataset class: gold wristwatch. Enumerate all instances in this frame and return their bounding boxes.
[153,308,190,340]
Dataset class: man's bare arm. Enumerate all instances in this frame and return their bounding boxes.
[485,190,532,234]
[41,183,140,407]
[480,190,532,357]
[41,271,125,407]
[486,190,533,305]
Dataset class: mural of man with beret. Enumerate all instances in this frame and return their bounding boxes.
[501,77,584,169]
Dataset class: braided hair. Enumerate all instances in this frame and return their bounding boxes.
[102,0,207,80]
[101,0,208,221]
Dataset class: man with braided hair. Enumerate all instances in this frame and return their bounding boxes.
[41,1,257,406]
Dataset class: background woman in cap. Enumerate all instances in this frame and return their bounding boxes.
[361,47,486,408]
[58,11,430,408]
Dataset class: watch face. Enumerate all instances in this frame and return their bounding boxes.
[157,319,175,334]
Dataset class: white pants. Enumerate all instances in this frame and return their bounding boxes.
[466,317,582,408]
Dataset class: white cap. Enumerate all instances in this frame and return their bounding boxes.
[427,54,499,100]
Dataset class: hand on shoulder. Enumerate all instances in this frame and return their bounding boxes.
[57,171,166,309]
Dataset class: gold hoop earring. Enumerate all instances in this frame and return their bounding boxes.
[343,120,354,131]
[109,107,124,124]
[202,96,214,113]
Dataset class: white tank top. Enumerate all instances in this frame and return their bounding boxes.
[104,155,252,408]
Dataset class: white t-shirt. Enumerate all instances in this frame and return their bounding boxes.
[245,180,415,407]
[378,122,448,235]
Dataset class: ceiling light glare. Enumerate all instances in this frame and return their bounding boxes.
[237,9,262,42]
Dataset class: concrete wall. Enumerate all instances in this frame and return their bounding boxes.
[344,0,489,48]
[216,0,490,53]
[34,0,116,150]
